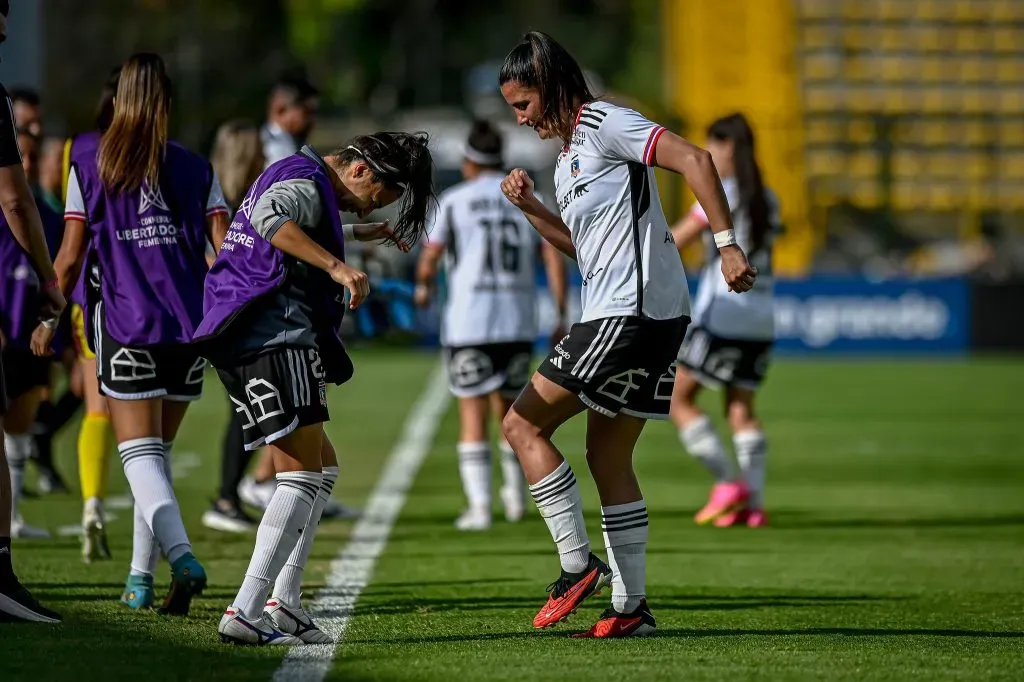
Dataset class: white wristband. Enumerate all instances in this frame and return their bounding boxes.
[714,229,737,249]
[342,224,356,241]
[41,317,58,329]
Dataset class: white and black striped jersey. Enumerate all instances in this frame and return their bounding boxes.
[690,176,779,341]
[553,101,689,323]
[426,171,542,346]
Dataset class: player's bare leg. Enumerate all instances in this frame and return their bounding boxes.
[503,374,609,628]
[573,411,655,638]
[671,368,746,524]
[491,392,525,522]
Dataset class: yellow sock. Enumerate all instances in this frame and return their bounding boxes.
[79,412,112,501]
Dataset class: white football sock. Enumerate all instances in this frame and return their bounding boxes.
[233,470,320,620]
[4,433,33,520]
[457,442,491,510]
[499,440,525,500]
[129,442,173,577]
[118,437,190,566]
[602,499,648,613]
[734,430,767,509]
[529,460,589,574]
[680,416,735,483]
[273,466,339,606]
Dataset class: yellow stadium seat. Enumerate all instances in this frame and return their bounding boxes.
[881,27,904,51]
[806,149,846,176]
[998,121,1024,146]
[804,54,842,81]
[993,28,1018,53]
[929,153,961,179]
[798,0,834,20]
[958,57,987,84]
[965,155,992,181]
[1000,155,1024,180]
[995,59,1023,84]
[804,87,840,113]
[849,151,880,178]
[999,90,1024,114]
[921,57,947,83]
[894,151,926,178]
[880,0,915,21]
[963,121,991,147]
[848,119,876,145]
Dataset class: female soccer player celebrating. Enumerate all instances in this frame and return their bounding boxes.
[498,31,757,638]
[194,132,434,645]
[33,53,230,614]
[672,113,780,528]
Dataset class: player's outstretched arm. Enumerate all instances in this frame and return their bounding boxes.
[501,168,576,260]
[651,132,757,293]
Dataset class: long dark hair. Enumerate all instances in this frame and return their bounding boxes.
[334,132,436,246]
[95,65,122,132]
[498,31,594,144]
[98,53,171,193]
[708,113,771,253]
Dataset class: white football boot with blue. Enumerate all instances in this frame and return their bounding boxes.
[218,606,302,646]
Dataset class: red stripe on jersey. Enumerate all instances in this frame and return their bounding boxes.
[64,211,87,220]
[206,207,230,217]
[643,126,666,166]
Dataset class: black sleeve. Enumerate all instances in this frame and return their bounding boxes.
[0,83,23,168]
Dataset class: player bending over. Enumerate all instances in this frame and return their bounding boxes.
[33,53,230,614]
[194,132,434,645]
[415,120,567,531]
[498,31,757,638]
[672,113,779,528]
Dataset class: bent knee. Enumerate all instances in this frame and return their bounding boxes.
[501,408,537,447]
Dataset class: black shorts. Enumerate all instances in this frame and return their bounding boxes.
[445,341,533,399]
[1,346,52,403]
[677,326,773,390]
[216,347,329,451]
[95,304,206,401]
[538,315,689,420]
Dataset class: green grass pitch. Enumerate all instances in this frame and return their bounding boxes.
[2,349,1022,681]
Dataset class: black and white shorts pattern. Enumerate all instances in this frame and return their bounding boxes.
[677,326,773,390]
[94,305,205,402]
[538,315,688,420]
[445,341,533,399]
[216,347,329,451]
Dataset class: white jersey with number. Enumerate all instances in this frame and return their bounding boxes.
[427,172,541,346]
[690,176,779,341]
[554,101,689,323]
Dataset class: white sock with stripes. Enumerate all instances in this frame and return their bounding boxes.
[680,416,735,483]
[272,466,339,606]
[529,460,590,574]
[119,437,190,565]
[457,442,491,511]
[233,470,320,620]
[602,500,648,613]
[734,430,767,509]
[129,442,174,577]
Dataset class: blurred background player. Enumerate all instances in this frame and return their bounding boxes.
[33,53,229,613]
[202,119,265,534]
[261,74,319,167]
[498,31,756,638]
[0,0,65,623]
[194,132,434,645]
[64,65,120,562]
[9,86,41,137]
[1,125,63,540]
[415,119,567,531]
[671,113,779,528]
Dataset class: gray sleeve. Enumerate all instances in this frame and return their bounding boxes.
[250,178,323,241]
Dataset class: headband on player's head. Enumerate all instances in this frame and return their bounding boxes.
[345,144,408,190]
[461,142,502,167]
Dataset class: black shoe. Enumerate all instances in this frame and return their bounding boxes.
[0,578,62,623]
[201,499,258,533]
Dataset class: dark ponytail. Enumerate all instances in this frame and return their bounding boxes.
[334,131,436,246]
[499,31,594,144]
[707,113,770,253]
